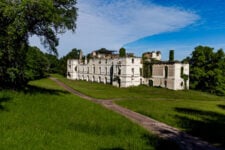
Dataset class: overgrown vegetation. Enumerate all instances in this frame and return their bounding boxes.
[0,0,77,88]
[143,62,153,78]
[169,50,174,62]
[184,45,225,95]
[119,47,126,57]
[0,78,179,150]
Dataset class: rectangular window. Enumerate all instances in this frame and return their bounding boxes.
[118,69,121,75]
[140,68,142,76]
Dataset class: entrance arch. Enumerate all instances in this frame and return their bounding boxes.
[148,80,153,87]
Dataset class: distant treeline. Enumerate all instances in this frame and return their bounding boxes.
[2,44,225,96]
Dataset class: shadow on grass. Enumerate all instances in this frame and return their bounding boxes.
[21,85,69,95]
[99,134,179,150]
[69,122,180,150]
[100,148,124,150]
[218,104,225,110]
[0,96,11,111]
[174,107,225,148]
[142,133,180,150]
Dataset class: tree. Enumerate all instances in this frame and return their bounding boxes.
[45,53,60,74]
[169,50,174,62]
[119,48,126,57]
[25,47,49,80]
[188,45,225,95]
[0,0,77,88]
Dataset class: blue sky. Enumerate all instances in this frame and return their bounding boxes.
[30,0,225,60]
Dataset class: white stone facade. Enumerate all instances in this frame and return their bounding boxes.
[67,57,142,88]
[142,63,189,90]
[67,57,189,90]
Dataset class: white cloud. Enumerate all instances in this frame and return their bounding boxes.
[30,0,199,56]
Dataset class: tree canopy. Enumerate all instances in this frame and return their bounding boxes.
[119,48,126,57]
[0,0,77,88]
[169,50,174,62]
[187,46,225,95]
[26,46,49,80]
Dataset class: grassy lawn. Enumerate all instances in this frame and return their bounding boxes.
[53,74,225,148]
[0,78,179,150]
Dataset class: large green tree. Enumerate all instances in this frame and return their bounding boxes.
[0,0,77,88]
[188,46,225,95]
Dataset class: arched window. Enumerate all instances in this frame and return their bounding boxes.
[93,65,95,74]
[149,80,153,86]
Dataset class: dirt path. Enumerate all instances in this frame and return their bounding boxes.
[50,77,219,150]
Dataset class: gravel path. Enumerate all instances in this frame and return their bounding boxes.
[50,77,220,150]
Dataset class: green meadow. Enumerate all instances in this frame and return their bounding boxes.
[0,78,178,150]
[54,74,225,148]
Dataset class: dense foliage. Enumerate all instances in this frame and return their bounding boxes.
[25,47,49,80]
[0,0,77,88]
[142,62,152,78]
[58,48,82,76]
[119,47,126,57]
[187,46,225,95]
[45,53,60,74]
[169,50,174,62]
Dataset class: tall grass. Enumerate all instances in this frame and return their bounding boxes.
[0,78,178,150]
[53,74,225,148]
[52,74,225,101]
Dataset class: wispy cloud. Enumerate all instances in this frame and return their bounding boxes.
[30,0,199,56]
